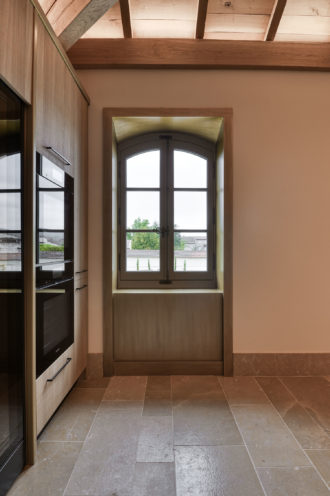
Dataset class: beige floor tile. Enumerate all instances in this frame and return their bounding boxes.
[219,376,268,405]
[281,377,330,434]
[175,445,264,496]
[75,377,110,389]
[40,388,104,442]
[257,377,330,449]
[64,404,142,496]
[171,375,222,402]
[101,399,144,414]
[174,397,243,446]
[143,375,172,416]
[102,375,147,401]
[231,404,310,467]
[136,416,173,462]
[8,442,82,496]
[305,449,330,486]
[132,462,176,496]
[257,466,329,496]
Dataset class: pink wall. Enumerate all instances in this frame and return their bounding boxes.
[78,69,330,354]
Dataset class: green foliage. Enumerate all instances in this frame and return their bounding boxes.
[40,244,64,252]
[129,218,185,250]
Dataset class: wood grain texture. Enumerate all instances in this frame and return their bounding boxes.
[113,293,223,361]
[207,0,274,15]
[119,0,132,38]
[113,361,224,375]
[0,0,33,103]
[59,0,118,49]
[265,0,287,41]
[68,38,330,71]
[196,0,208,39]
[74,274,88,378]
[47,0,90,36]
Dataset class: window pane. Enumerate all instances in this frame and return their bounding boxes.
[126,232,160,272]
[0,153,21,189]
[127,191,159,229]
[39,191,64,230]
[174,150,207,188]
[174,232,207,272]
[0,233,21,271]
[38,231,64,264]
[0,193,21,230]
[174,192,207,230]
[127,150,160,188]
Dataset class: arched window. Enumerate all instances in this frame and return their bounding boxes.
[117,132,216,289]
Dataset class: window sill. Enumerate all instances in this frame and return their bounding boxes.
[113,288,223,294]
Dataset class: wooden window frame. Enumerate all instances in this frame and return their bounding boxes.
[117,132,217,289]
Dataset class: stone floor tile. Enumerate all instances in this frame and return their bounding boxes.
[175,445,264,496]
[143,376,172,416]
[219,376,268,405]
[136,416,174,462]
[281,377,330,434]
[102,375,147,401]
[147,376,171,392]
[64,405,142,496]
[8,442,82,496]
[257,377,330,449]
[231,404,310,467]
[305,449,330,487]
[174,397,242,446]
[171,375,223,402]
[40,388,104,442]
[257,466,329,496]
[132,463,176,496]
[75,377,110,389]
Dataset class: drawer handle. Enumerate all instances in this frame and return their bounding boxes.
[45,146,71,167]
[76,284,88,291]
[46,358,72,382]
[75,269,88,274]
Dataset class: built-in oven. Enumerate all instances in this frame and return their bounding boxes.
[36,278,74,377]
[36,153,74,377]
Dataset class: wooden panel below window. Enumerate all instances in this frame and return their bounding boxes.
[113,293,223,362]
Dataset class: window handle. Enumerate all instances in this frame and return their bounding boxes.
[152,227,169,236]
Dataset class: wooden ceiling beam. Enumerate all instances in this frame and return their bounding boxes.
[119,0,132,38]
[196,0,208,39]
[67,38,330,71]
[59,0,118,50]
[264,0,287,41]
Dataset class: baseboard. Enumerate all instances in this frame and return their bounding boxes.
[233,353,330,376]
[112,361,224,376]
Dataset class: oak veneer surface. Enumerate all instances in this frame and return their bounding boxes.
[34,13,79,174]
[0,0,33,102]
[113,293,223,361]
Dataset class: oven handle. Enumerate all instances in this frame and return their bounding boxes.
[76,284,88,291]
[46,357,72,382]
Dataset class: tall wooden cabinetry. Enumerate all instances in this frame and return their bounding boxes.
[34,10,89,434]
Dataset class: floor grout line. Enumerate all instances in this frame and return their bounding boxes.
[216,376,268,496]
[170,376,178,496]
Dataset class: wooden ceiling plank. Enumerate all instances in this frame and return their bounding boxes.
[67,38,330,71]
[264,0,287,41]
[119,0,132,38]
[196,0,209,39]
[59,0,118,50]
[48,0,90,36]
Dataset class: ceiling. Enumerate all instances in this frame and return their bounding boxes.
[38,0,330,51]
[113,116,223,143]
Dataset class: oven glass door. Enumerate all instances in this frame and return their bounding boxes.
[36,155,73,286]
[36,280,74,377]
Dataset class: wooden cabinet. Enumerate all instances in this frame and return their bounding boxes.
[34,13,77,175]
[74,94,88,274]
[0,0,33,103]
[74,275,88,378]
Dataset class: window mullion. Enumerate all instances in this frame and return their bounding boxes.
[160,139,169,282]
[167,140,174,282]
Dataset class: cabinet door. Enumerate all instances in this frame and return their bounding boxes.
[0,0,33,102]
[34,13,77,175]
[74,95,88,274]
[74,276,88,378]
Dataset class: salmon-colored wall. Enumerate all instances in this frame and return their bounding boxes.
[77,69,330,354]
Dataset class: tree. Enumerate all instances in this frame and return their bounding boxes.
[129,218,185,250]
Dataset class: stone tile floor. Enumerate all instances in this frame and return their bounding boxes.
[8,375,330,495]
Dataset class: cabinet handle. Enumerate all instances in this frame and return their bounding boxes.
[46,358,72,382]
[45,146,71,167]
[75,269,88,274]
[76,284,88,291]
